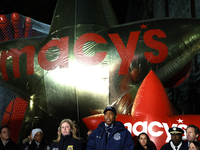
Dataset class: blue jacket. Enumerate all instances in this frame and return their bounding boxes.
[86,121,134,150]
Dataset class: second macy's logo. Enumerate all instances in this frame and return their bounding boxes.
[124,120,187,142]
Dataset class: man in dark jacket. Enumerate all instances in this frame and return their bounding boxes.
[86,106,134,150]
[0,125,19,150]
[160,127,188,150]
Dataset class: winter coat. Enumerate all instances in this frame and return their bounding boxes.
[21,140,50,150]
[86,121,134,150]
[50,134,82,150]
[0,138,19,150]
[134,144,156,150]
[160,140,188,150]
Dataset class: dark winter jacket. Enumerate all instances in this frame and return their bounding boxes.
[20,141,29,150]
[21,140,50,150]
[86,121,134,150]
[50,134,82,150]
[160,140,188,150]
[0,138,19,150]
[134,144,156,150]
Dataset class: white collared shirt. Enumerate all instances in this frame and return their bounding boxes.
[2,140,9,146]
[170,141,182,150]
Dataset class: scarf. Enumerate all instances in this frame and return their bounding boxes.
[105,123,114,140]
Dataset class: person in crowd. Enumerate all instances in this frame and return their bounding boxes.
[0,125,19,150]
[73,121,79,137]
[160,127,187,150]
[86,129,93,142]
[24,128,50,150]
[20,130,33,150]
[50,118,83,150]
[134,132,156,150]
[86,106,134,150]
[73,120,86,150]
[186,125,200,146]
[189,141,200,150]
[48,127,60,148]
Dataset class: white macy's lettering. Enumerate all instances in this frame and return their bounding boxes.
[124,121,187,142]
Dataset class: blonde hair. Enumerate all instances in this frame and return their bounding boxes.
[54,119,80,142]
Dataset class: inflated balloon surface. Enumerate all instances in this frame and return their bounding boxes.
[0,0,200,143]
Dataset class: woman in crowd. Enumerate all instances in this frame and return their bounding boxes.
[134,132,156,150]
[50,118,83,150]
[189,141,200,150]
[23,128,50,150]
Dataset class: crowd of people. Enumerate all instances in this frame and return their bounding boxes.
[0,106,200,150]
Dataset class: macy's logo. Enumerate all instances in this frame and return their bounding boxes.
[124,120,187,142]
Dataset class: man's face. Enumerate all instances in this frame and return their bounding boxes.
[0,127,10,141]
[104,110,116,125]
[187,127,198,142]
[171,134,182,146]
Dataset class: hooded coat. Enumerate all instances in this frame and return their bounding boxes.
[86,121,134,150]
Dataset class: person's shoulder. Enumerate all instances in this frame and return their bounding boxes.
[8,139,18,146]
[181,140,188,148]
[93,124,104,133]
[73,138,81,142]
[97,121,105,128]
[50,141,59,147]
[7,140,19,149]
[20,142,29,149]
[115,121,129,131]
[0,140,3,147]
[73,138,84,146]
[115,121,127,128]
[160,142,170,150]
[115,121,124,125]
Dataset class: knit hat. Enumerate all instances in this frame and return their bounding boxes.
[32,128,43,138]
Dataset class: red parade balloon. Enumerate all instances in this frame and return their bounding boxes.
[83,70,200,150]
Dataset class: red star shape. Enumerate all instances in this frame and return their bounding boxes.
[139,24,148,29]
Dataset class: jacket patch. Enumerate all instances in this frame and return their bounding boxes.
[113,133,121,140]
[67,145,73,150]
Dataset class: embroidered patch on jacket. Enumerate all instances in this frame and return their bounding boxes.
[113,133,121,140]
[67,145,73,150]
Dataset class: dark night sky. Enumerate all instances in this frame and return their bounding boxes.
[0,0,133,25]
